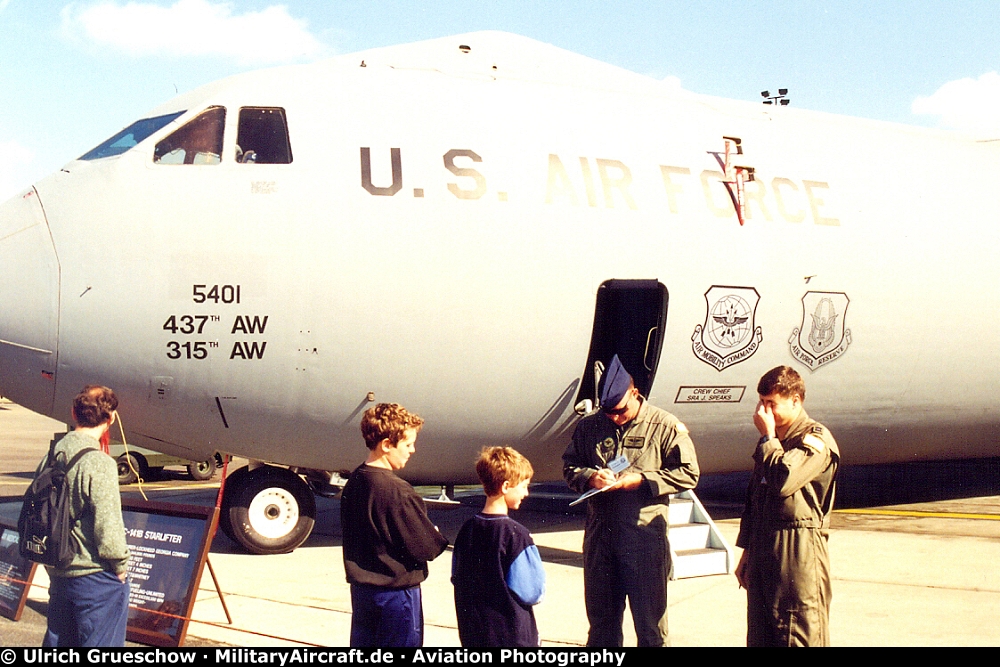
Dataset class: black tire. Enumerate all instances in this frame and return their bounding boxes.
[218,466,251,544]
[187,457,217,481]
[116,454,147,485]
[221,466,316,555]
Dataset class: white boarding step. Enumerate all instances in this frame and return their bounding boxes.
[668,490,733,579]
[668,523,711,551]
[668,497,694,525]
[672,547,730,580]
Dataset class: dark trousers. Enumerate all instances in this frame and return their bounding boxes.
[349,584,423,647]
[44,570,129,647]
[583,521,671,647]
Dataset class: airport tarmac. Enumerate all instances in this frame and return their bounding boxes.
[3,398,1000,647]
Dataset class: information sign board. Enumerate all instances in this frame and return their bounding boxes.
[122,500,217,647]
[0,520,37,622]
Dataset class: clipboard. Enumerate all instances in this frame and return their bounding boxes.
[569,454,629,506]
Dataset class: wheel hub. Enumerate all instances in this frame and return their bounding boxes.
[247,487,299,539]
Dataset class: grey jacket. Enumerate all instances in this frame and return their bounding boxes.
[39,430,130,577]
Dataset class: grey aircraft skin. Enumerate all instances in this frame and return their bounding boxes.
[2,32,998,553]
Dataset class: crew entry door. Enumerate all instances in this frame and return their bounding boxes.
[576,280,668,410]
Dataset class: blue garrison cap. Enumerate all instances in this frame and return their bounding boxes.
[600,355,633,410]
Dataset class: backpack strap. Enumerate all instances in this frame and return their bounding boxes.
[63,447,100,472]
[44,433,101,478]
[43,437,59,468]
[50,441,101,476]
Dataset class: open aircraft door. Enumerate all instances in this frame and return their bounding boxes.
[0,188,59,416]
[577,280,668,409]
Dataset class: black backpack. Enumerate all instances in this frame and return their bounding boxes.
[18,438,98,567]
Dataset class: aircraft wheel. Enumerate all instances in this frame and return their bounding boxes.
[117,453,147,485]
[187,457,217,481]
[218,466,250,543]
[221,466,315,555]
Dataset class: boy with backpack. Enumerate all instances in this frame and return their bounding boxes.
[22,385,130,647]
[451,446,546,646]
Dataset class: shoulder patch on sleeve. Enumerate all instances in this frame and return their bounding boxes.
[802,433,826,453]
[676,422,689,433]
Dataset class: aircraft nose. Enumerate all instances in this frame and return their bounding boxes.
[0,188,59,415]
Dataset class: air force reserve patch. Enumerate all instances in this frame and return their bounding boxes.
[789,291,852,371]
[802,426,827,453]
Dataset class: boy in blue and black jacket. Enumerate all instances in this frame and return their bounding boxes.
[451,446,546,647]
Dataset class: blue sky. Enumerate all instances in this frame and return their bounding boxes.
[2,0,999,200]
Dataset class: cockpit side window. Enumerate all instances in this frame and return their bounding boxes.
[154,106,226,165]
[236,107,292,164]
[79,111,185,161]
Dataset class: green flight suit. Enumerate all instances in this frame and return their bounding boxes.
[563,399,700,647]
[737,409,840,647]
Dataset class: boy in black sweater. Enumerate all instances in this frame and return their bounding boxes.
[341,403,449,647]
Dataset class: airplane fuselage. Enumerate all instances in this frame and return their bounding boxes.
[2,33,999,491]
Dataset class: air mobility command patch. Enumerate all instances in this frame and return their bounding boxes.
[691,285,763,371]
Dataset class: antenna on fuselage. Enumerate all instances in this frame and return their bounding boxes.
[761,88,790,106]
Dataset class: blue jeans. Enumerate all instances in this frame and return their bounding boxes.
[349,584,423,647]
[44,571,129,647]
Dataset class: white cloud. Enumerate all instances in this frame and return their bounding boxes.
[912,72,1000,135]
[61,0,327,65]
[0,140,35,203]
[0,0,13,15]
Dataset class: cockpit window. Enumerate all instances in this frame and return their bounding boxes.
[154,106,226,165]
[236,107,292,164]
[78,111,185,161]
